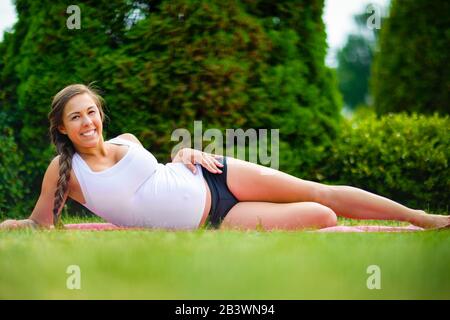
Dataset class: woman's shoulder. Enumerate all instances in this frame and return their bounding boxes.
[43,156,67,190]
[49,155,74,179]
[49,155,61,171]
[113,133,143,147]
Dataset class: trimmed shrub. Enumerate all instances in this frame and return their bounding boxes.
[317,110,449,213]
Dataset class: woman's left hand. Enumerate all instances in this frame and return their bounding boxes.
[172,148,224,174]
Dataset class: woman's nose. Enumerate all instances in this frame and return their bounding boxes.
[82,116,93,125]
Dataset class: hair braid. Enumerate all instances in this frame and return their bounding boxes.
[52,137,75,228]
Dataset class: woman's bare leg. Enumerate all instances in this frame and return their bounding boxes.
[220,201,337,231]
[319,185,449,228]
[225,157,450,229]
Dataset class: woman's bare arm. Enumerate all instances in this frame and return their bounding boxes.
[0,156,68,230]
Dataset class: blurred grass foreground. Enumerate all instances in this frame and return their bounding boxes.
[1,218,449,299]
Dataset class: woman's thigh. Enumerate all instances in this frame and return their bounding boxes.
[225,156,329,204]
[220,201,337,231]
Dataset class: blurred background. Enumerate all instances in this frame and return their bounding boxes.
[0,0,448,219]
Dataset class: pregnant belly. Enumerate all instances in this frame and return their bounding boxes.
[167,163,212,228]
[132,163,212,229]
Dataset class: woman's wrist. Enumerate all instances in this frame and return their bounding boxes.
[20,219,39,229]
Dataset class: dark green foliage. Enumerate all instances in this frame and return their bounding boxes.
[372,0,450,115]
[0,0,340,217]
[317,111,450,213]
[240,0,342,175]
[0,126,28,219]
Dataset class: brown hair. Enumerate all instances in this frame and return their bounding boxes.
[47,84,106,227]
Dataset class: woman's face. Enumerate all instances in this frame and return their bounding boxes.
[58,93,103,148]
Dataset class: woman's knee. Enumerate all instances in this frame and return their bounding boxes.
[307,202,338,228]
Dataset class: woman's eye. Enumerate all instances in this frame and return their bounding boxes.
[71,111,95,120]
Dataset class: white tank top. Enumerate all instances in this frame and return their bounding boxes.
[71,137,207,229]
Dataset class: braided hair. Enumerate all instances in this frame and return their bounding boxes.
[47,84,106,227]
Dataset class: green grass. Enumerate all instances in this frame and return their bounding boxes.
[1,216,449,299]
[61,214,419,227]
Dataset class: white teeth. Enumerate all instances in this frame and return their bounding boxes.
[81,129,95,136]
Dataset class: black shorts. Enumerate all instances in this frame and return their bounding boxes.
[201,156,239,229]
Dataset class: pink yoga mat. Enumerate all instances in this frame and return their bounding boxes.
[315,225,424,232]
[65,223,139,231]
[64,223,424,232]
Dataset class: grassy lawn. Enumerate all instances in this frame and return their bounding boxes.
[0,216,449,299]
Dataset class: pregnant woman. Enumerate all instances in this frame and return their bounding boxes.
[1,84,448,231]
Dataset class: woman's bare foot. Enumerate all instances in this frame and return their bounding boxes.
[410,210,450,229]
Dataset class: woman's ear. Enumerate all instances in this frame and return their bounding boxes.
[58,124,67,135]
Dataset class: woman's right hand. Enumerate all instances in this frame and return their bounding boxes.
[0,219,20,230]
[0,219,39,230]
[172,148,224,174]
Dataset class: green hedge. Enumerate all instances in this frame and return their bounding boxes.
[0,126,28,219]
[316,110,449,213]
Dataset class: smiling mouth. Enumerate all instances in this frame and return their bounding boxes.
[80,129,96,137]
